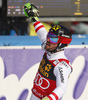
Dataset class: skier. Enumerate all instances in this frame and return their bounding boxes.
[24,3,73,100]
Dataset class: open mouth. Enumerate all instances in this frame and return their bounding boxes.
[46,42,50,46]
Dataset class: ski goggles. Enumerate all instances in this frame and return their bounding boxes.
[47,31,59,44]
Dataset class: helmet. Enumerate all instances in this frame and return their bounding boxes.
[42,25,72,53]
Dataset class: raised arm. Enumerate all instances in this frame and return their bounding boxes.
[24,3,48,43]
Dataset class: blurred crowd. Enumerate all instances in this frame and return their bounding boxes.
[0,17,88,36]
[0,0,88,36]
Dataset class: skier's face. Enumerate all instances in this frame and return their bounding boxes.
[45,38,58,52]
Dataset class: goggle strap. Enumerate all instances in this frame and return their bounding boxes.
[58,36,72,44]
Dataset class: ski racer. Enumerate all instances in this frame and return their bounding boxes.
[24,3,73,100]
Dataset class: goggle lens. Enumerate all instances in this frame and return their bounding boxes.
[47,32,59,44]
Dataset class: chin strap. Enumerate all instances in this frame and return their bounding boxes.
[50,47,58,53]
[50,47,64,53]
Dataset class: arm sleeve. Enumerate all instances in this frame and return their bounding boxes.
[33,21,48,43]
[48,62,72,100]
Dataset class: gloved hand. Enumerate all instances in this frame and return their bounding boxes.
[42,96,49,100]
[24,3,39,22]
[24,3,39,17]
